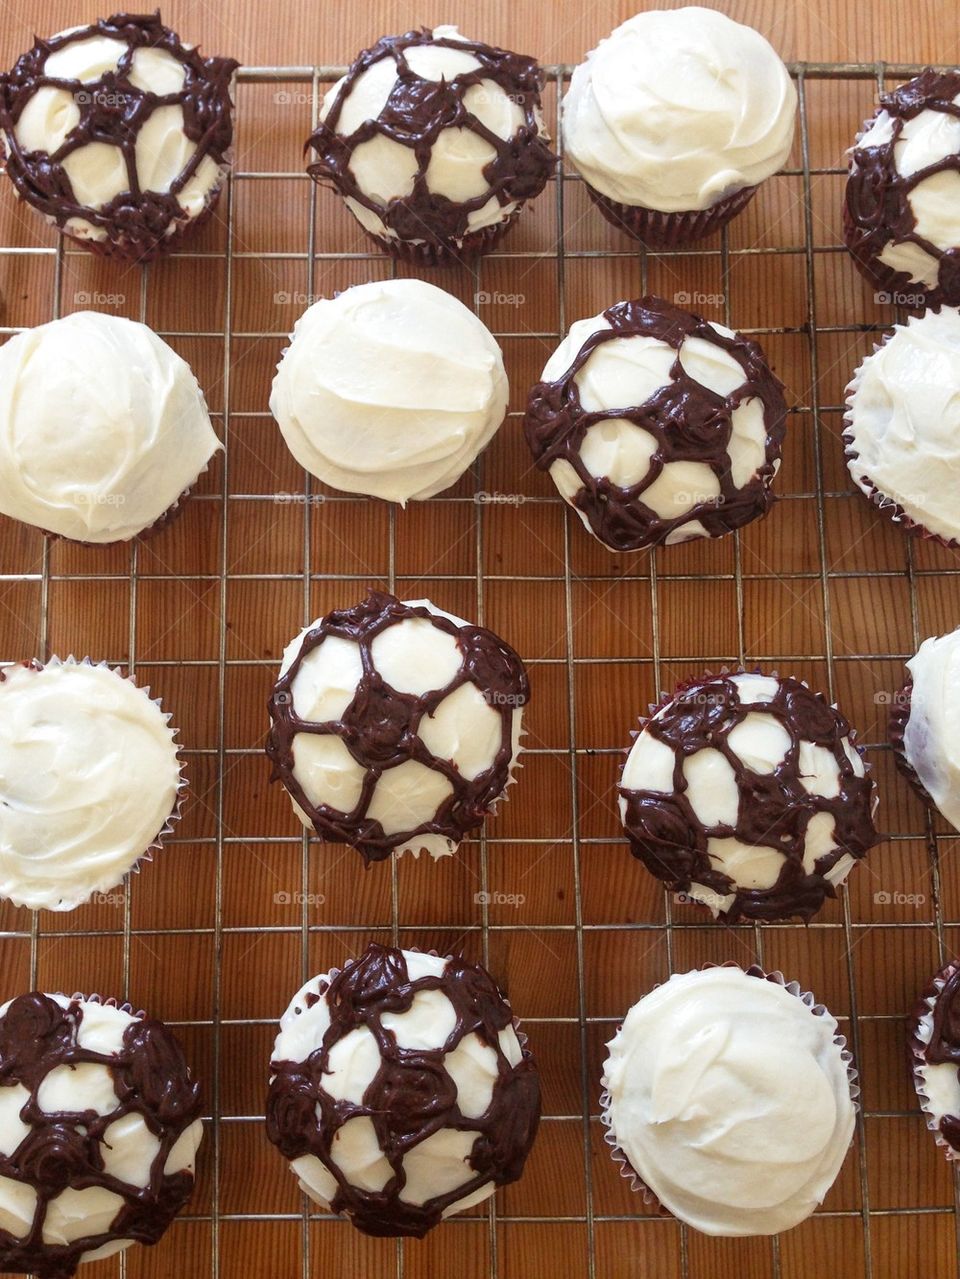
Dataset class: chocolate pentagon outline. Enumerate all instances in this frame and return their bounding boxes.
[0,992,202,1279]
[266,944,541,1237]
[0,12,238,262]
[618,671,879,923]
[265,591,529,865]
[306,27,556,257]
[844,68,960,307]
[524,296,787,551]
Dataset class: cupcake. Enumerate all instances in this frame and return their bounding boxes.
[562,9,796,247]
[0,658,183,911]
[266,592,527,864]
[844,70,960,308]
[0,311,220,544]
[524,296,787,550]
[618,671,879,922]
[0,13,237,261]
[0,991,203,1276]
[266,943,540,1237]
[307,25,555,265]
[890,626,960,826]
[844,308,960,546]
[270,279,508,503]
[910,958,960,1158]
[601,965,857,1235]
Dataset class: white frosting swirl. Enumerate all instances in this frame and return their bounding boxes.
[845,308,960,542]
[0,660,181,911]
[904,627,960,830]
[0,311,220,542]
[562,8,796,212]
[270,280,508,503]
[602,967,855,1235]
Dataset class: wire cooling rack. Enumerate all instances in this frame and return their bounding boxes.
[1,60,959,1279]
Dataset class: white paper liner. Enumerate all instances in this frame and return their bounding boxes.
[598,962,861,1217]
[909,959,960,1162]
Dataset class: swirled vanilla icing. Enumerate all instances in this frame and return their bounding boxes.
[562,8,797,212]
[903,627,960,830]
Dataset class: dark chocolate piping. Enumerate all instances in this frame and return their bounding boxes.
[0,13,238,260]
[844,69,960,306]
[266,944,540,1238]
[523,296,787,552]
[265,591,529,866]
[0,992,201,1279]
[305,27,555,253]
[910,961,960,1154]
[618,671,879,923]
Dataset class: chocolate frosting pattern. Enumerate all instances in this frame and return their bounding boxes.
[844,69,960,306]
[266,945,540,1237]
[306,27,555,255]
[0,13,238,260]
[619,673,879,922]
[524,297,787,551]
[266,592,529,865]
[0,992,201,1279]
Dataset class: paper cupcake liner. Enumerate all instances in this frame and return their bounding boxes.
[366,209,522,267]
[908,958,960,1161]
[599,962,860,1213]
[1,657,187,912]
[584,182,757,249]
[844,334,960,550]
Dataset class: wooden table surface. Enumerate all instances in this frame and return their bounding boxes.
[0,2,959,1277]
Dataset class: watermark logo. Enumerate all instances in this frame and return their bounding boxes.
[873,689,910,706]
[90,891,125,907]
[474,491,527,507]
[273,90,320,108]
[474,890,525,908]
[274,890,326,906]
[874,290,926,307]
[74,290,125,307]
[475,290,526,308]
[274,290,321,307]
[873,889,925,907]
[74,493,125,506]
[674,290,726,308]
[274,491,325,505]
[76,88,134,109]
[674,888,728,911]
[484,689,526,708]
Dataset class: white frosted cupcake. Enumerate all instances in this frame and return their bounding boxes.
[270,279,508,503]
[910,959,960,1160]
[844,308,960,546]
[562,8,797,246]
[0,991,203,1276]
[266,592,527,863]
[0,659,183,911]
[890,626,960,828]
[601,965,858,1235]
[0,312,220,544]
[266,944,540,1237]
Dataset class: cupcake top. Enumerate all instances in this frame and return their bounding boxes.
[845,70,960,304]
[562,8,796,212]
[619,672,878,921]
[266,944,540,1237]
[0,311,220,543]
[266,592,527,863]
[911,960,960,1156]
[307,25,554,253]
[602,966,856,1236]
[270,279,508,503]
[0,13,237,258]
[0,991,203,1278]
[0,659,182,911]
[901,627,960,828]
[844,307,960,544]
[524,297,787,551]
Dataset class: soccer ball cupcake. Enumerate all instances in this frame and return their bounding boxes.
[618,671,878,922]
[890,626,960,828]
[524,297,787,551]
[266,592,527,863]
[601,965,857,1235]
[0,991,203,1276]
[0,311,220,544]
[845,69,960,308]
[562,8,796,247]
[270,279,508,503]
[0,658,183,911]
[910,958,960,1158]
[844,307,960,546]
[0,13,237,261]
[307,25,555,264]
[266,944,540,1237]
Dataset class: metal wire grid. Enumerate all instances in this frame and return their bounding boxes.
[0,58,957,1279]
